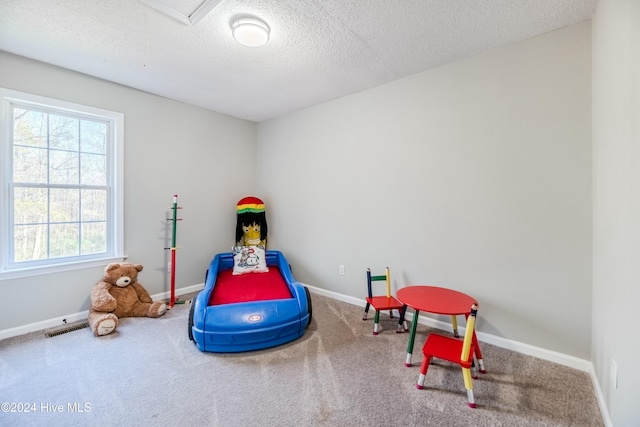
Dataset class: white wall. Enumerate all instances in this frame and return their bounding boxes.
[257,22,592,359]
[592,0,640,425]
[5,8,638,422]
[0,51,257,332]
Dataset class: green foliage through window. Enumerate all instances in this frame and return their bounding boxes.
[1,88,123,276]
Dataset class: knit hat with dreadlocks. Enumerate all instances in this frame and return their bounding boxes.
[235,196,268,247]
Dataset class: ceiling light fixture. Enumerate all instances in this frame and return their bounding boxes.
[232,17,270,47]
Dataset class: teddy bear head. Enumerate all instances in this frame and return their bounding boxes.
[103,262,144,288]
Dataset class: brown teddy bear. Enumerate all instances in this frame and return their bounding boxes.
[88,262,167,336]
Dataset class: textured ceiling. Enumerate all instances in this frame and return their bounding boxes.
[0,0,598,122]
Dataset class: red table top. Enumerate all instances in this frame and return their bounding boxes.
[396,285,477,315]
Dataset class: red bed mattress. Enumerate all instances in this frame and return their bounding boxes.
[209,267,293,306]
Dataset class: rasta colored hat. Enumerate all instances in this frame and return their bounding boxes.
[235,196,268,245]
[236,196,265,214]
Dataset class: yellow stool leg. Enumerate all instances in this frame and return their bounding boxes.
[451,315,459,338]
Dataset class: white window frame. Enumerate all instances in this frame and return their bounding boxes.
[0,88,124,280]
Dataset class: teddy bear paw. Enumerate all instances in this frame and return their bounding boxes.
[151,302,167,318]
[96,317,117,336]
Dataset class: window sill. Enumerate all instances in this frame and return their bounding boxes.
[0,255,128,281]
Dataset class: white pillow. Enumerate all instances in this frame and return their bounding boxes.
[232,245,269,275]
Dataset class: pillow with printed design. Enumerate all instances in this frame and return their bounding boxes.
[232,245,269,275]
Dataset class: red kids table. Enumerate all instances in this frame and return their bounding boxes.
[396,285,486,373]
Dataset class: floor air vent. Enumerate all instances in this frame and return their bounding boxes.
[45,322,90,338]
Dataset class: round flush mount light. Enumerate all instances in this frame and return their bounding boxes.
[232,17,270,47]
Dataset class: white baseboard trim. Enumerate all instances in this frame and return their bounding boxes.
[153,283,204,303]
[305,284,613,425]
[304,284,591,372]
[0,284,204,341]
[0,282,593,373]
[0,310,92,341]
[0,283,613,427]
[306,284,612,424]
[589,364,614,427]
[0,281,611,425]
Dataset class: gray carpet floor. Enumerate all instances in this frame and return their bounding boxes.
[0,291,604,426]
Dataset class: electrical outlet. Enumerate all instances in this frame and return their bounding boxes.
[611,358,618,389]
[167,262,172,274]
[339,265,345,276]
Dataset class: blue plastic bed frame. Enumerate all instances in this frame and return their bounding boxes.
[189,250,312,353]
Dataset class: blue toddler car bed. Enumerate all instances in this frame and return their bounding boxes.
[189,250,312,352]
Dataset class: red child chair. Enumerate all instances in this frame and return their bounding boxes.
[362,267,408,335]
[416,303,479,408]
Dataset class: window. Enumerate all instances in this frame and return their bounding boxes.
[0,88,124,279]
